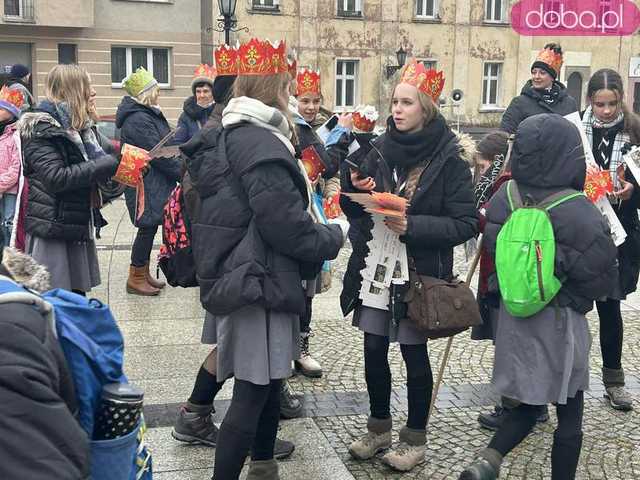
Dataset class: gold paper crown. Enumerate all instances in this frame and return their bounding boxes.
[352,105,379,133]
[214,38,288,76]
[399,58,445,103]
[296,68,321,96]
[0,85,24,112]
[535,47,563,77]
[193,64,217,82]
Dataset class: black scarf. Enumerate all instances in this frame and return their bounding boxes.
[381,113,450,172]
[538,82,561,105]
[592,121,624,170]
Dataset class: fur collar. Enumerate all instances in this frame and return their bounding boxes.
[17,111,62,142]
[454,130,477,167]
[1,247,51,293]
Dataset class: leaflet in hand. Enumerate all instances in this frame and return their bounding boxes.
[342,191,407,218]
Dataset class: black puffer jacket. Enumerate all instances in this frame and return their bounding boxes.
[19,107,119,241]
[295,118,345,179]
[484,114,618,314]
[501,80,578,134]
[340,115,478,317]
[182,123,343,316]
[116,96,182,228]
[174,96,214,145]
[0,268,90,479]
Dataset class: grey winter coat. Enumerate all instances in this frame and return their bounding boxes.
[500,80,578,134]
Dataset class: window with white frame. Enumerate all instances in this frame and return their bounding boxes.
[252,0,279,10]
[337,0,362,17]
[484,0,506,22]
[335,60,359,109]
[4,0,34,19]
[416,0,437,18]
[111,46,171,87]
[482,62,502,107]
[420,59,438,70]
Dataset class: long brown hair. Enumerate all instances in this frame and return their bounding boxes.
[389,64,439,126]
[45,64,92,130]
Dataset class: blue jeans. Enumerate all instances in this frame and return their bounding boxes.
[0,193,17,247]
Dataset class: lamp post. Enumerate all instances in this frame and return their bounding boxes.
[216,0,248,45]
[385,46,408,79]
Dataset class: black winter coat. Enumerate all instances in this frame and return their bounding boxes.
[116,97,182,228]
[339,118,478,317]
[295,118,344,179]
[484,114,619,314]
[174,96,214,145]
[501,80,578,134]
[19,109,119,241]
[0,269,90,479]
[182,123,343,316]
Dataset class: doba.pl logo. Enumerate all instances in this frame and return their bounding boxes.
[511,0,640,36]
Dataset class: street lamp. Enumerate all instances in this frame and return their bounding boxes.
[216,0,248,45]
[385,46,408,79]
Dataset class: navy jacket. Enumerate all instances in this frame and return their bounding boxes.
[174,97,214,145]
[115,96,182,228]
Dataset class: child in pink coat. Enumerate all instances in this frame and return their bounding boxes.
[0,86,23,247]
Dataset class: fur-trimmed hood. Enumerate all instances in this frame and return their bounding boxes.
[454,130,476,167]
[1,247,51,292]
[17,110,62,142]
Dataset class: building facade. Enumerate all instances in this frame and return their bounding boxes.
[228,0,640,126]
[1,0,202,123]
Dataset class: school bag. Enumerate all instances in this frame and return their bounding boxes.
[495,180,584,318]
[157,184,198,287]
[0,280,152,480]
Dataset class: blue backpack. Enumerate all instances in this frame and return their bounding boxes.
[0,279,152,480]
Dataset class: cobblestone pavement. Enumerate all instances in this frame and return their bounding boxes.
[97,200,640,479]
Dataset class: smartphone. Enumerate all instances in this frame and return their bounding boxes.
[344,158,366,179]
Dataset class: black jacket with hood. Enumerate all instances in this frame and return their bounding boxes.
[0,247,89,480]
[501,80,578,134]
[116,96,182,228]
[484,113,619,314]
[339,114,478,317]
[174,96,215,145]
[182,122,343,316]
[19,103,119,241]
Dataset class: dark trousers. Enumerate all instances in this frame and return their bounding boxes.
[131,225,158,267]
[596,299,623,370]
[488,391,584,480]
[300,296,313,334]
[364,332,433,430]
[213,379,281,479]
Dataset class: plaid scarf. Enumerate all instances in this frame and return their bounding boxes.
[583,106,628,190]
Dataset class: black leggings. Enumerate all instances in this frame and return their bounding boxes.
[131,225,158,267]
[596,299,623,370]
[300,296,312,334]
[488,391,584,480]
[364,332,433,430]
[213,379,281,479]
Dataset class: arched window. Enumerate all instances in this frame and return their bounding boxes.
[567,72,583,112]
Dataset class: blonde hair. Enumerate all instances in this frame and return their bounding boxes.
[137,85,160,107]
[45,64,92,130]
[390,65,439,127]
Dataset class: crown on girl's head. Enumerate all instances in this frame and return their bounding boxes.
[296,68,321,96]
[193,64,217,81]
[399,58,445,102]
[535,46,563,77]
[215,38,288,76]
[287,49,298,78]
[0,86,24,109]
[352,105,379,133]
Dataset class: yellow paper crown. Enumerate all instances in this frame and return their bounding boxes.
[123,67,158,97]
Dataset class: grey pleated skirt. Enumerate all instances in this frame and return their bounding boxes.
[26,234,101,292]
[352,305,428,345]
[201,305,300,385]
[492,302,591,406]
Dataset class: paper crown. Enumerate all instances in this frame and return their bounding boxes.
[534,46,563,77]
[192,64,217,86]
[0,85,24,117]
[399,58,445,103]
[123,67,158,98]
[352,105,379,133]
[296,68,321,96]
[214,38,288,76]
[287,50,297,78]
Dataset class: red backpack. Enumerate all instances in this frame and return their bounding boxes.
[157,185,198,287]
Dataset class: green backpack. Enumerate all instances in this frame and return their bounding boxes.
[495,180,585,318]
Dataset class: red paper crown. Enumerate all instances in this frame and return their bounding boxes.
[296,68,321,97]
[535,47,563,77]
[0,86,24,110]
[352,105,379,133]
[399,58,445,102]
[301,146,326,183]
[584,166,613,203]
[214,39,288,76]
[193,64,217,81]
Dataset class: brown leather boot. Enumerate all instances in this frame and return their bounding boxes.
[145,263,166,289]
[126,265,160,296]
